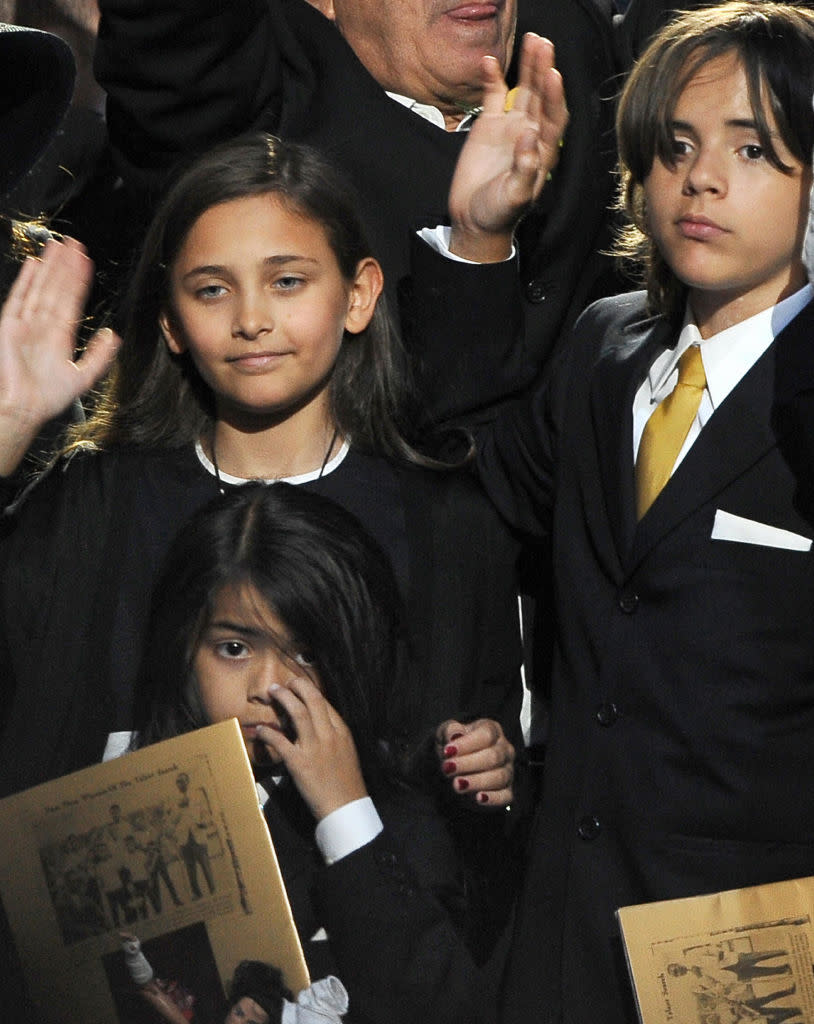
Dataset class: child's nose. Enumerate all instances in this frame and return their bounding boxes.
[248,654,291,700]
[233,290,272,339]
[683,149,726,196]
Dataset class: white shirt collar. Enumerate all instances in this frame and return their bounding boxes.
[648,284,814,411]
[386,90,474,132]
[255,780,276,807]
[195,437,350,486]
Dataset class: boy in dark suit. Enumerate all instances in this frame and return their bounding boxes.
[421,3,814,1021]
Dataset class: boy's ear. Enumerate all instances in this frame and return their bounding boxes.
[344,257,384,335]
[159,308,186,355]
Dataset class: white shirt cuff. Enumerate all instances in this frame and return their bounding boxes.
[103,731,134,761]
[315,797,383,865]
[418,224,516,264]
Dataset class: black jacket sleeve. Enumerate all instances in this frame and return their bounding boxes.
[400,234,529,431]
[313,792,492,1024]
[95,0,304,191]
[0,453,120,794]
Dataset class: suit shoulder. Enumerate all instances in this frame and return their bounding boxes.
[574,290,651,335]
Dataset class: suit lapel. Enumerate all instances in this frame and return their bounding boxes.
[629,300,814,568]
[589,314,674,570]
[771,301,814,523]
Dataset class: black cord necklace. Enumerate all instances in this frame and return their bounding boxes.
[210,426,341,495]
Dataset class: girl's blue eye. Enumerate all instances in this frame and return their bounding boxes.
[196,284,227,299]
[275,275,303,290]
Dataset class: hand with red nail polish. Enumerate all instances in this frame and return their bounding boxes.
[434,718,515,809]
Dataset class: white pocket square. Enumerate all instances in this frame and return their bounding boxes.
[711,510,812,551]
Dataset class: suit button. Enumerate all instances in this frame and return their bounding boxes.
[618,591,639,613]
[577,815,601,840]
[596,702,618,727]
[526,279,546,303]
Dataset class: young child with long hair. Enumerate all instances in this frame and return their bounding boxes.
[417,3,814,1020]
[0,133,524,805]
[130,481,495,1024]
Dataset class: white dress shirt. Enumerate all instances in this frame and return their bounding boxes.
[632,285,814,472]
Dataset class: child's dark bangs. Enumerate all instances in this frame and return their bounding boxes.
[735,7,814,170]
[757,46,814,170]
[743,56,795,175]
[649,45,710,172]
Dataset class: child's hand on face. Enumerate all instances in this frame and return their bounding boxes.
[436,718,515,808]
[255,678,369,822]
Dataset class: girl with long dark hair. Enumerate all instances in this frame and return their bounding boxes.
[0,133,519,822]
[130,482,495,1024]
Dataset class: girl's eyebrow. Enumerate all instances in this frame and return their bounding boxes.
[181,254,319,280]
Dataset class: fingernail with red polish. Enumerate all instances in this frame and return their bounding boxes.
[477,792,489,804]
[456,778,469,791]
[442,761,457,775]
[443,744,458,758]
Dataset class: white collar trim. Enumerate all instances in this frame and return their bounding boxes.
[195,438,350,486]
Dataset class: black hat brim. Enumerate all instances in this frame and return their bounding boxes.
[0,24,76,196]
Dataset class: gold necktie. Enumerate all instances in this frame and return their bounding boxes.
[636,345,706,520]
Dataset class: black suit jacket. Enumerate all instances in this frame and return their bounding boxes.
[261,781,490,1024]
[94,0,622,422]
[476,292,814,1024]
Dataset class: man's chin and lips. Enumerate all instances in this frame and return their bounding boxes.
[437,1,515,62]
[433,1,516,111]
[444,2,504,27]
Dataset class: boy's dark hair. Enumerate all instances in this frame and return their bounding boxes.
[615,1,814,320]
[67,133,431,466]
[134,483,407,793]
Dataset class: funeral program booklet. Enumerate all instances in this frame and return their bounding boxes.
[0,718,309,1023]
[617,876,814,1024]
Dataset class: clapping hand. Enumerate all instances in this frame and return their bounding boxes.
[448,33,569,263]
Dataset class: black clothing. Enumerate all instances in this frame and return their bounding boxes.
[473,292,814,1023]
[0,444,521,795]
[264,782,489,1024]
